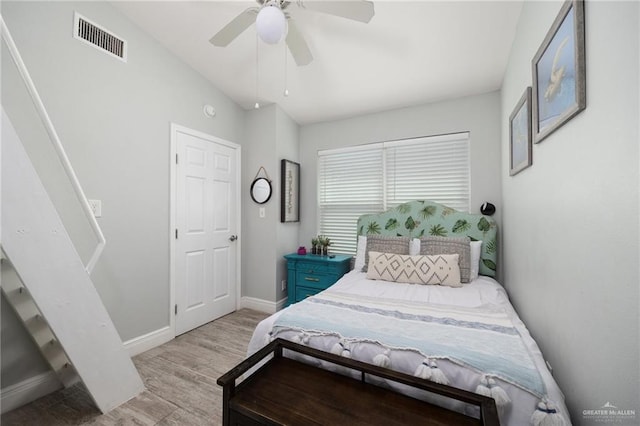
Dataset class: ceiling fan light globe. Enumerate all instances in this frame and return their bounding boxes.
[256,5,286,44]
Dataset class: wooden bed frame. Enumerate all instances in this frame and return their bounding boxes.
[218,338,500,426]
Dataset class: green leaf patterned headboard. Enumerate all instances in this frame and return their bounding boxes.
[357,200,498,277]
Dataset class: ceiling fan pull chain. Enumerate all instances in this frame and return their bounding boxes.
[255,32,260,109]
[283,41,289,97]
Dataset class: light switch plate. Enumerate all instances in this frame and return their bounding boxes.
[88,199,102,218]
[259,207,265,218]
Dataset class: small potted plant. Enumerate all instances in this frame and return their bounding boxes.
[319,236,331,256]
[311,237,319,255]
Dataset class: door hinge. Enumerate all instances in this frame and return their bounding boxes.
[175,229,178,239]
[176,154,178,164]
[175,304,178,315]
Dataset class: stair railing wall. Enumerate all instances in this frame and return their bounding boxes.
[1,15,105,274]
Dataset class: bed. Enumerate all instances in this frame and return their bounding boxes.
[247,201,570,425]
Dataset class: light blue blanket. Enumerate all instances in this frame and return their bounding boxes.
[272,291,545,397]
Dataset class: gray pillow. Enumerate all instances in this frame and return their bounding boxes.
[420,236,471,283]
[363,235,410,272]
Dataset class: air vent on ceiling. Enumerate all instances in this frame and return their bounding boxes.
[73,12,127,62]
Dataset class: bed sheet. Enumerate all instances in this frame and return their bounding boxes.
[247,271,570,425]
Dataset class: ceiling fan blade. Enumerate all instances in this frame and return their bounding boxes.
[286,19,313,66]
[302,1,374,23]
[209,8,257,47]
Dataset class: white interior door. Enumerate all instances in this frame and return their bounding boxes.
[174,127,238,335]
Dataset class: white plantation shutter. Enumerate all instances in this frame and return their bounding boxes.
[385,133,469,211]
[318,133,469,255]
[318,145,384,254]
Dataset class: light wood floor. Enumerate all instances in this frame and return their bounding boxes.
[1,309,269,425]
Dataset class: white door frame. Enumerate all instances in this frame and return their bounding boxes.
[169,123,241,337]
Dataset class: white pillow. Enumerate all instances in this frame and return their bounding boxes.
[410,238,421,256]
[354,235,367,271]
[366,251,461,287]
[469,241,482,281]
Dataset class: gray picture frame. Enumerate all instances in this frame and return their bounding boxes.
[532,0,586,143]
[509,87,533,176]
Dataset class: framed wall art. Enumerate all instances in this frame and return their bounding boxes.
[532,0,586,143]
[509,87,533,176]
[281,159,300,223]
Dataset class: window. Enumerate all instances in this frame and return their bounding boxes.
[318,132,470,255]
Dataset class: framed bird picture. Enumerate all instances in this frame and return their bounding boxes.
[532,0,585,143]
[510,87,532,176]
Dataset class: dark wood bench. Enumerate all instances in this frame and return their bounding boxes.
[217,338,499,426]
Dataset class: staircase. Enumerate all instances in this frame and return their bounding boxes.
[1,16,144,413]
[1,260,79,390]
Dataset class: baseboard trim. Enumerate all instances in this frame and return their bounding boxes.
[276,297,287,312]
[123,326,173,357]
[121,299,285,357]
[241,296,275,313]
[241,296,287,314]
[1,371,62,414]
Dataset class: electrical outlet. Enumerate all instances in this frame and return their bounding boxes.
[281,280,287,291]
[88,199,102,218]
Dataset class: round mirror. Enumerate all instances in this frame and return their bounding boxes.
[250,177,272,204]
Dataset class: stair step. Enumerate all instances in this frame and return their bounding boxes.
[1,265,79,388]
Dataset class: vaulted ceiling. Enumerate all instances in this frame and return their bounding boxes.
[113,1,523,124]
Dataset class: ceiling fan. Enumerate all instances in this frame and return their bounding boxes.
[209,0,375,66]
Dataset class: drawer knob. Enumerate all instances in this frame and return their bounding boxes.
[304,277,320,282]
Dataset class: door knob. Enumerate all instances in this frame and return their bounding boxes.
[229,235,238,242]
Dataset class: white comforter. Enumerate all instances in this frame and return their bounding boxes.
[248,271,570,425]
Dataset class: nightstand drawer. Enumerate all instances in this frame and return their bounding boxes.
[295,271,334,290]
[296,261,330,274]
[295,286,322,302]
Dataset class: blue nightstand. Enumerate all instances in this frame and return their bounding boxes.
[284,253,352,306]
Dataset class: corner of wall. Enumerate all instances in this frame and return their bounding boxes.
[274,105,300,302]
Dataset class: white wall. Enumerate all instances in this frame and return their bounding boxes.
[500,1,639,423]
[242,106,278,303]
[299,92,503,257]
[241,104,299,306]
[1,0,245,386]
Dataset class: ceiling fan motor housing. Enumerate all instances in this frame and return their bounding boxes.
[256,3,286,44]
